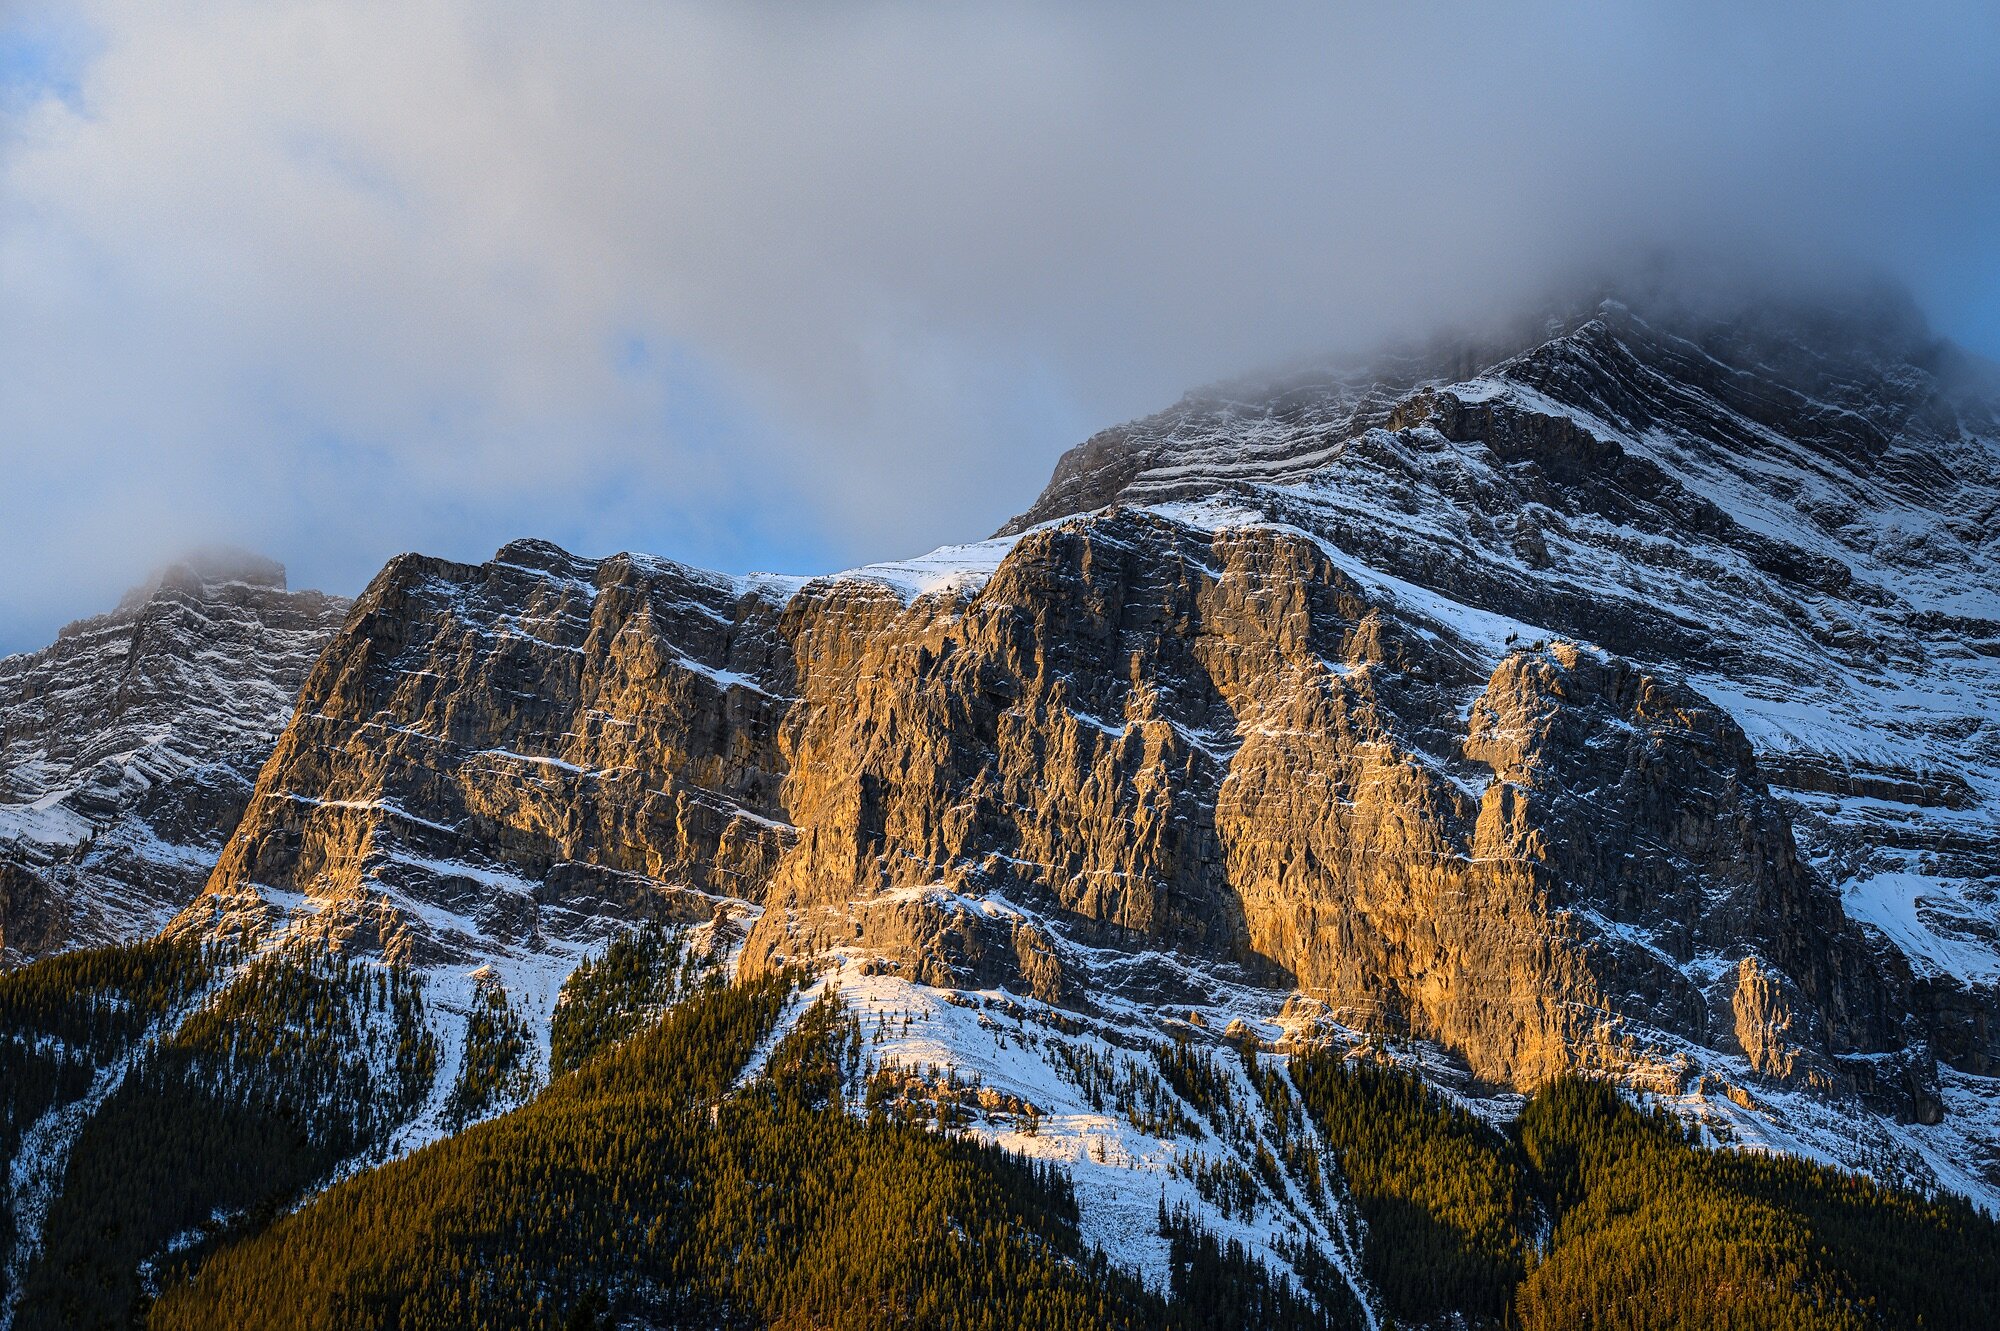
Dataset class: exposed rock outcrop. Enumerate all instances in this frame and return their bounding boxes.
[176,508,1921,1112]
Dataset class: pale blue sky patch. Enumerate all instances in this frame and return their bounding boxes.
[0,10,94,114]
[281,128,413,216]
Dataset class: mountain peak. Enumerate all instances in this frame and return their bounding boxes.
[2,546,349,964]
[1000,272,1983,537]
[113,546,289,615]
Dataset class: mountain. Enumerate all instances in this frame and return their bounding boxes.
[1000,290,2000,1086]
[3,287,1998,1330]
[0,551,348,965]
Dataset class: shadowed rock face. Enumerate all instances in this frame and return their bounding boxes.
[0,553,348,964]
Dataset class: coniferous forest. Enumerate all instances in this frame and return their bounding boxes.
[2,936,1996,1330]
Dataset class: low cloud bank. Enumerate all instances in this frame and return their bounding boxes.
[3,1,1997,649]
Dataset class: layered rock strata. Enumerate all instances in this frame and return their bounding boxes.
[176,511,1929,1114]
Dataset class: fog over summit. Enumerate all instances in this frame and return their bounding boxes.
[3,1,1999,652]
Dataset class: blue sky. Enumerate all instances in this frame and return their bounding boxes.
[3,1,2000,653]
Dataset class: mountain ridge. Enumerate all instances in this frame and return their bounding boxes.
[135,286,1995,1208]
[2,283,1997,1327]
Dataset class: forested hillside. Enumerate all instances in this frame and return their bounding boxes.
[6,931,1990,1330]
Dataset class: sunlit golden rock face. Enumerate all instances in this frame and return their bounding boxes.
[182,540,801,967]
[181,506,1919,1106]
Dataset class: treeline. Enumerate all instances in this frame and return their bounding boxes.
[1160,1198,1363,1331]
[1515,1078,2000,1331]
[0,937,225,1160]
[548,919,709,1077]
[0,938,230,1314]
[13,927,1998,1331]
[445,977,538,1128]
[1290,1047,1534,1326]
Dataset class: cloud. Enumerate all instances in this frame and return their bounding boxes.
[2,0,1999,650]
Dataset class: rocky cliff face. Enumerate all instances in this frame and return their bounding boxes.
[179,508,1930,1098]
[0,551,347,964]
[160,289,2000,1246]
[999,291,2000,1084]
